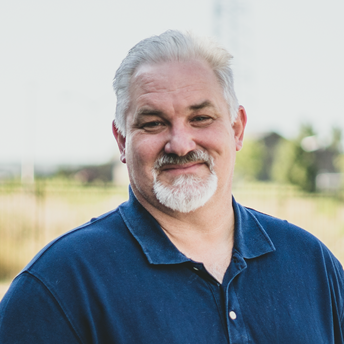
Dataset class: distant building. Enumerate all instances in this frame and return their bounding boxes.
[316,173,343,192]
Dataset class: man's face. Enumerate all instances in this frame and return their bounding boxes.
[114,59,246,213]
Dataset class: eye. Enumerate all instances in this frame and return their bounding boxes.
[191,116,213,126]
[193,116,208,121]
[141,121,165,132]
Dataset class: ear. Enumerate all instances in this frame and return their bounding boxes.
[233,106,247,151]
[112,121,126,163]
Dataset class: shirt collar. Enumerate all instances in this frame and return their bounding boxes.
[118,186,275,265]
[119,187,190,265]
[232,198,275,259]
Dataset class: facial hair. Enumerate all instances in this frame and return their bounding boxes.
[152,150,218,213]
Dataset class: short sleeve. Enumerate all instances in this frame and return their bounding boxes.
[0,272,82,344]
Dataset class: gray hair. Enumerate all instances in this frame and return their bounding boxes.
[113,30,239,136]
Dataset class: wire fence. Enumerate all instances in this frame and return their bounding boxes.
[0,180,343,281]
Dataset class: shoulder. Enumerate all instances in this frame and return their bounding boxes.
[240,204,343,272]
[244,205,344,279]
[244,205,328,249]
[0,272,82,343]
[19,205,136,284]
[244,204,344,310]
[0,202,144,343]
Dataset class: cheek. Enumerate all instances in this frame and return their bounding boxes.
[197,128,236,172]
[197,129,231,155]
[126,135,164,169]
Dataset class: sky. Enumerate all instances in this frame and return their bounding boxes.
[1,0,344,165]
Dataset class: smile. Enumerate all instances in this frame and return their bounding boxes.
[160,162,206,175]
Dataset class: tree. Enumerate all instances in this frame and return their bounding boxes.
[272,124,343,192]
[234,139,265,181]
[272,124,318,192]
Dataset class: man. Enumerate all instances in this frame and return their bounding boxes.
[0,30,343,343]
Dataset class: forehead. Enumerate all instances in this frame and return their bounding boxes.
[133,59,217,87]
[128,59,225,112]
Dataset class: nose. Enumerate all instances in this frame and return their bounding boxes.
[164,124,196,156]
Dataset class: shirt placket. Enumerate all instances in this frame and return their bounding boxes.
[223,252,250,344]
[189,262,230,342]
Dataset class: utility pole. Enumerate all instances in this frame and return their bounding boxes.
[212,0,255,109]
[21,83,36,184]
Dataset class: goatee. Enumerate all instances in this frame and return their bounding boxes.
[152,150,218,213]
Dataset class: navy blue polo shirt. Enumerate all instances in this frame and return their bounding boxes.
[0,188,343,343]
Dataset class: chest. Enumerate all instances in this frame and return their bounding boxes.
[60,259,336,344]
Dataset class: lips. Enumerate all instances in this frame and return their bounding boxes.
[161,162,203,170]
[160,162,206,175]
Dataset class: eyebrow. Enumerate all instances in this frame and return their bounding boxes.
[136,108,164,117]
[135,100,215,118]
[188,100,215,111]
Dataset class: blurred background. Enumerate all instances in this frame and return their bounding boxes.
[1,0,344,297]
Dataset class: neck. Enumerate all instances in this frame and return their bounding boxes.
[136,190,235,283]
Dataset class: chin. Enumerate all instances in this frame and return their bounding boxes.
[153,172,218,213]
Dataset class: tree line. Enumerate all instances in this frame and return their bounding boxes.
[235,124,344,193]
